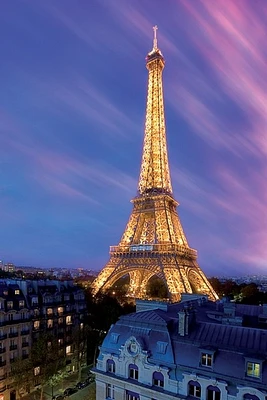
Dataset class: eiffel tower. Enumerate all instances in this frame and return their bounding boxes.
[92,27,218,302]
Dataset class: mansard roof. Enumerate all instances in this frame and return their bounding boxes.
[100,296,267,389]
[185,322,267,354]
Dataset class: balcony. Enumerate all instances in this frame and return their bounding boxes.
[22,342,29,348]
[110,243,198,259]
[8,332,18,338]
[0,335,7,341]
[0,385,6,393]
[0,349,5,354]
[9,345,17,351]
[0,374,6,381]
[0,361,6,367]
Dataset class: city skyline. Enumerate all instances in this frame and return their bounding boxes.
[1,1,266,276]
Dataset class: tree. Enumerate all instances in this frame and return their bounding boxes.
[30,334,65,400]
[209,277,223,297]
[71,324,89,382]
[10,357,33,399]
[147,277,168,299]
[47,370,68,398]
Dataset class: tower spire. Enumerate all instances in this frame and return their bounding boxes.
[153,25,158,51]
[138,26,172,195]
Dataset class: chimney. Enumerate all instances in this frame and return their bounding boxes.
[178,309,188,336]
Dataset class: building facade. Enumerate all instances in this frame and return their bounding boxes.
[0,279,87,400]
[94,296,267,400]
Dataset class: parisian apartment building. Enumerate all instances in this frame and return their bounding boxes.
[0,279,87,400]
[94,295,267,400]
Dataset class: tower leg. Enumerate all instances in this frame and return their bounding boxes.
[91,265,116,295]
[127,270,154,298]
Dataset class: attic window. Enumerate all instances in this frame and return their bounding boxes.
[247,362,260,378]
[15,290,20,295]
[156,341,168,354]
[245,356,263,380]
[111,333,119,344]
[199,347,216,368]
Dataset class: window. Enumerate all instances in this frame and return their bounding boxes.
[152,371,164,387]
[34,309,39,317]
[34,321,40,330]
[32,297,38,306]
[156,341,168,354]
[247,362,260,378]
[111,332,119,343]
[66,315,72,325]
[58,307,64,315]
[207,386,221,400]
[107,359,115,373]
[19,300,24,308]
[58,317,63,325]
[47,308,53,315]
[22,349,28,358]
[106,384,114,399]
[44,295,52,304]
[201,353,212,367]
[189,381,201,398]
[80,323,84,330]
[7,301,13,310]
[34,367,40,376]
[47,319,53,328]
[58,339,63,346]
[15,290,20,295]
[66,346,71,355]
[126,391,139,400]
[8,314,13,321]
[129,364,138,380]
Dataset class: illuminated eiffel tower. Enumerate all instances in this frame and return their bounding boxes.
[92,27,218,302]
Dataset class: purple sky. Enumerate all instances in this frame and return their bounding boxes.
[0,1,266,276]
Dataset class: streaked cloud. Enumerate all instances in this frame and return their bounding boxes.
[0,0,266,274]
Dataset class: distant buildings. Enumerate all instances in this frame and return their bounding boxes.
[0,279,87,400]
[0,260,98,281]
[94,295,267,400]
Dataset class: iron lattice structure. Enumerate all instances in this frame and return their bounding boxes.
[92,28,218,302]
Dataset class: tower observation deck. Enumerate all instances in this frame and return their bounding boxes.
[91,27,218,302]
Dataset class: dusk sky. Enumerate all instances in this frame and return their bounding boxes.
[1,1,266,276]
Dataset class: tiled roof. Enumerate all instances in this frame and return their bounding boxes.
[187,322,267,354]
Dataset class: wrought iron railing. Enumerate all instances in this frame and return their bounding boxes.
[110,243,197,258]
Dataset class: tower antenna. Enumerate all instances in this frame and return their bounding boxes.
[153,25,158,51]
